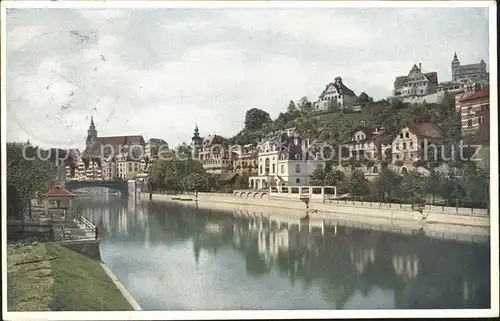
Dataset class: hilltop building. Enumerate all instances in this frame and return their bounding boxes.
[314,76,358,111]
[393,63,438,98]
[451,52,488,83]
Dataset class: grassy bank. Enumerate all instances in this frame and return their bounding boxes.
[7,242,133,311]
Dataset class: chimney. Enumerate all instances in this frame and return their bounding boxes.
[419,62,422,70]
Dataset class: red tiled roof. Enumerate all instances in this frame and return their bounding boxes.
[424,72,438,84]
[459,87,489,103]
[407,123,444,139]
[43,184,76,198]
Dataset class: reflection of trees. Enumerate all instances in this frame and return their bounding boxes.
[78,197,490,309]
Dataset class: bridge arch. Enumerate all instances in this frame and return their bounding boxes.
[64,180,130,196]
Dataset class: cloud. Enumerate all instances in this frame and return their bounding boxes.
[5,6,490,149]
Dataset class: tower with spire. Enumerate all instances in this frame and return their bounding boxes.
[451,52,461,81]
[86,116,98,147]
[190,124,203,157]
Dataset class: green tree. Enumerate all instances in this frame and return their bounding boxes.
[7,142,52,219]
[244,108,272,132]
[309,168,326,186]
[182,172,209,192]
[373,168,401,201]
[425,169,444,204]
[399,170,426,202]
[346,169,369,199]
[287,100,297,114]
[324,169,345,187]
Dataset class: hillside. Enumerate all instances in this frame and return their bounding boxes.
[227,91,459,147]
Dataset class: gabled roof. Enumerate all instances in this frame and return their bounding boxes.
[147,138,167,145]
[318,79,357,99]
[83,135,145,158]
[216,173,237,183]
[202,134,227,146]
[459,87,489,103]
[394,76,407,87]
[43,184,76,198]
[407,123,443,139]
[394,65,438,87]
[350,126,377,138]
[424,72,438,84]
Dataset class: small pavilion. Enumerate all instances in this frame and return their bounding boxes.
[43,184,77,222]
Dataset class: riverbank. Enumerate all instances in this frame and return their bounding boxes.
[140,192,490,231]
[7,242,135,311]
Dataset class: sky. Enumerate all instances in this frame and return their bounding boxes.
[5,5,490,150]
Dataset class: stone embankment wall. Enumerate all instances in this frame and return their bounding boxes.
[140,192,489,228]
[57,239,102,261]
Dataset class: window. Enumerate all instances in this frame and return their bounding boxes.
[295,164,301,173]
[467,119,473,127]
[410,142,414,149]
[260,166,263,174]
[280,165,284,173]
[467,107,472,115]
[372,166,378,174]
[296,178,301,184]
[400,133,403,138]
[421,142,425,149]
[405,131,409,138]
[403,142,407,150]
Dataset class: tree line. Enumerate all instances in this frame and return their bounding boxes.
[308,163,489,208]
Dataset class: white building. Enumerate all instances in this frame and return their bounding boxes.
[249,128,325,189]
[391,123,443,174]
[393,63,438,98]
[314,76,358,111]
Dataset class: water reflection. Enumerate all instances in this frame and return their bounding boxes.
[79,197,490,310]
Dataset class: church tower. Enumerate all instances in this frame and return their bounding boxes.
[451,52,460,82]
[191,124,203,157]
[86,116,98,147]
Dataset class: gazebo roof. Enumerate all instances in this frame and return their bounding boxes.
[43,184,76,198]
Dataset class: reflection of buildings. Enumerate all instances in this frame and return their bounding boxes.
[350,247,376,274]
[392,255,419,282]
[78,201,490,310]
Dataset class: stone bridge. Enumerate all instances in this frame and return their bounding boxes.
[65,180,132,196]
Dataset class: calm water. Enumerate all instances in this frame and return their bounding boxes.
[79,196,490,310]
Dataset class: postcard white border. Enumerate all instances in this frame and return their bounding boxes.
[1,1,498,320]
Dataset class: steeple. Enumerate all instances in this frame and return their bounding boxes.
[451,52,461,82]
[86,116,98,146]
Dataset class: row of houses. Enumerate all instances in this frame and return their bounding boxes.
[191,109,490,190]
[64,117,168,182]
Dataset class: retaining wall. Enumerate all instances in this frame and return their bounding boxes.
[57,239,102,261]
[140,192,490,228]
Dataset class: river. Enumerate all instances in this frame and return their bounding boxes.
[78,196,490,310]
